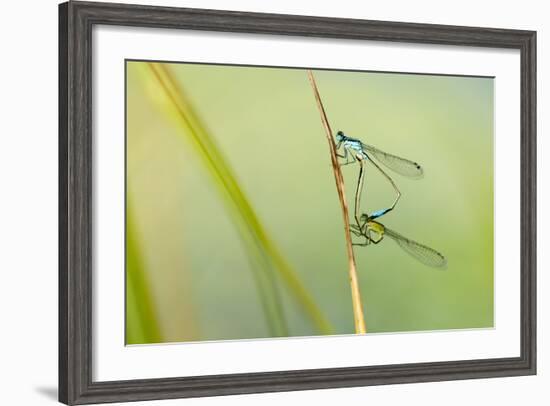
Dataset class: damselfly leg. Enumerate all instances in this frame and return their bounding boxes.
[335,144,358,166]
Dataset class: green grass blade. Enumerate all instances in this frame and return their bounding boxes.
[142,62,333,335]
[126,202,163,344]
[144,63,288,337]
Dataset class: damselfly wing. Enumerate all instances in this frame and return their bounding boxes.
[383,226,447,269]
[361,143,424,178]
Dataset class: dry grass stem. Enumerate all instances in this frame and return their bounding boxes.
[307,70,367,334]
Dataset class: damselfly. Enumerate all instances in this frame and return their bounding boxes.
[335,130,424,226]
[350,213,447,269]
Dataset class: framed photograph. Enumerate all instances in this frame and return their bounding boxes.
[59,1,536,404]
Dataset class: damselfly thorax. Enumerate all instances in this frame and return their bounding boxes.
[340,137,368,161]
[364,220,385,243]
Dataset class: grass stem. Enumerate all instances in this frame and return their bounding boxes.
[307,70,367,334]
[126,202,163,344]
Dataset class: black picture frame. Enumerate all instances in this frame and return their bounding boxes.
[59,1,537,404]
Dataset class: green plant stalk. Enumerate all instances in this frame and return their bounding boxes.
[145,62,333,335]
[126,202,163,344]
[141,63,280,336]
[246,242,289,337]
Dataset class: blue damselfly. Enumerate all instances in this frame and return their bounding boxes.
[335,131,423,226]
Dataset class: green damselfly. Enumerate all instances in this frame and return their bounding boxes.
[350,213,447,269]
[335,130,424,226]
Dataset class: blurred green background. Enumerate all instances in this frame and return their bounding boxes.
[126,61,494,345]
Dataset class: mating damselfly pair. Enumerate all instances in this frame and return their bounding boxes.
[335,131,447,269]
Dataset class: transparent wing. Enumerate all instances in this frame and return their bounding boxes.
[362,143,424,178]
[384,227,447,269]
